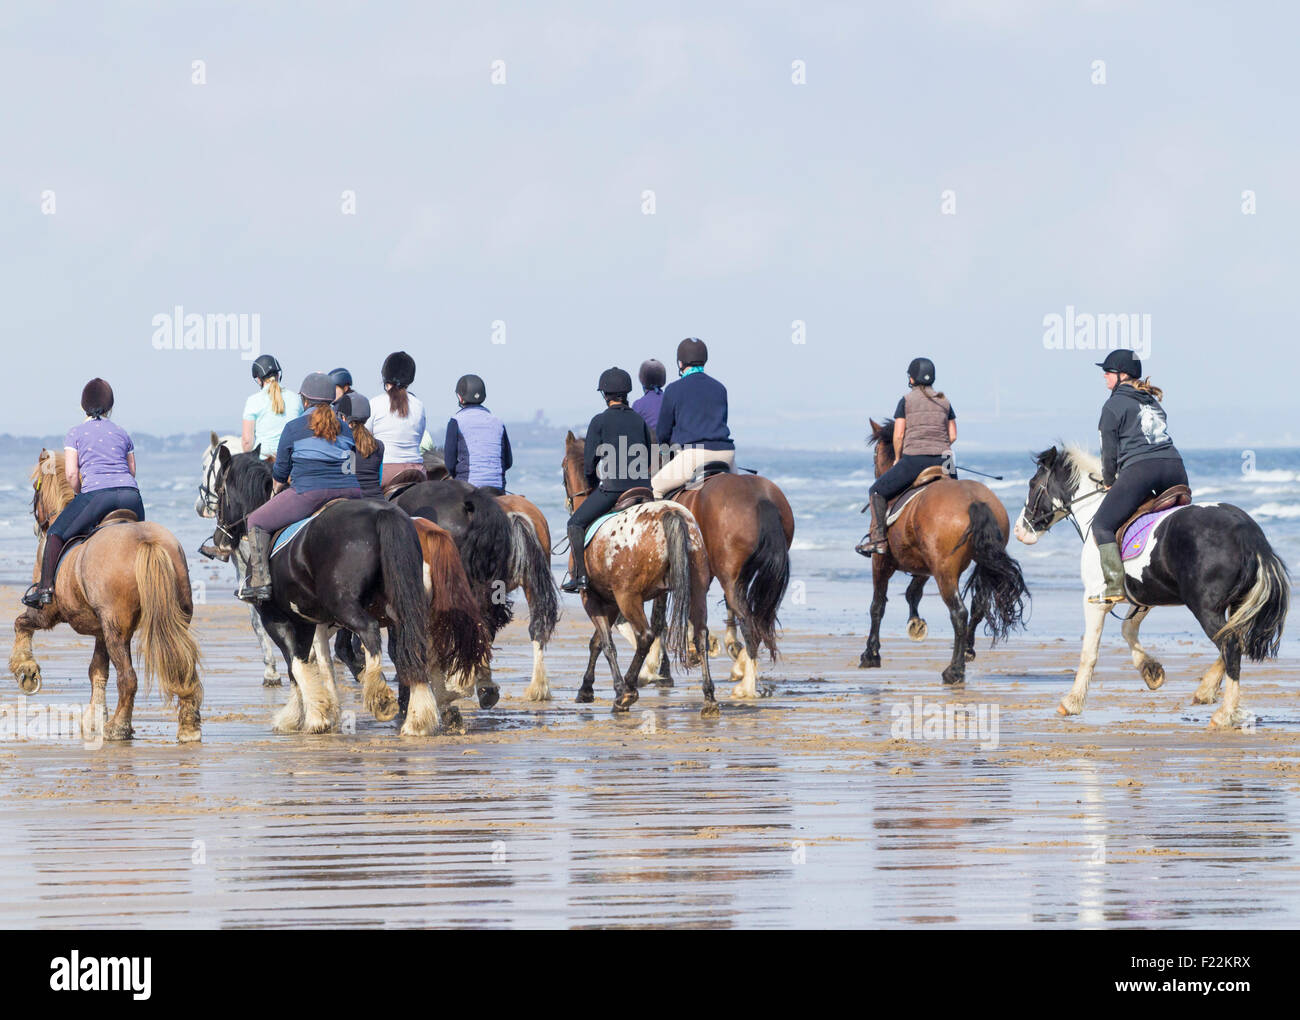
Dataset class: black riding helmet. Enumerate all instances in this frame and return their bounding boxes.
[639,359,666,389]
[907,357,936,386]
[252,354,282,381]
[328,367,353,388]
[338,392,371,423]
[81,378,114,417]
[381,351,416,388]
[597,367,633,400]
[456,374,486,405]
[1096,348,1142,378]
[677,337,708,368]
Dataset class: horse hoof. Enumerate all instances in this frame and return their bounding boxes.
[14,665,42,695]
[941,667,965,686]
[907,619,928,641]
[105,723,134,741]
[858,654,880,669]
[725,640,743,661]
[262,676,282,688]
[1057,701,1081,717]
[524,685,552,702]
[700,701,721,719]
[612,690,638,713]
[574,689,594,704]
[708,635,721,656]
[442,706,466,735]
[477,686,500,710]
[177,727,202,743]
[964,649,976,662]
[1140,660,1165,691]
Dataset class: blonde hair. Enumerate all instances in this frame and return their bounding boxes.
[1126,376,1164,401]
[264,377,286,415]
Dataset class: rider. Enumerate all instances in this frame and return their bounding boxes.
[22,379,146,608]
[243,355,302,458]
[338,392,384,498]
[632,358,666,436]
[1089,348,1188,605]
[237,373,362,602]
[329,367,353,407]
[444,373,513,493]
[369,351,426,485]
[561,368,656,594]
[650,338,734,498]
[860,357,956,556]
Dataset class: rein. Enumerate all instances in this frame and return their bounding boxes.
[1024,480,1108,542]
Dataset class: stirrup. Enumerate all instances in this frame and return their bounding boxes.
[237,583,272,604]
[855,536,887,557]
[21,584,52,609]
[1088,591,1127,606]
[560,574,587,593]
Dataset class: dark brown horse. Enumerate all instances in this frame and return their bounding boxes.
[562,433,717,715]
[859,420,1028,683]
[674,473,794,698]
[11,451,203,742]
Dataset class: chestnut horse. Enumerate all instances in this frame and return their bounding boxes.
[859,420,1028,683]
[11,450,203,742]
[674,473,793,698]
[496,492,560,701]
[562,433,717,715]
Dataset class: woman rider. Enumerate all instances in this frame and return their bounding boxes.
[237,373,363,602]
[369,351,426,485]
[859,357,957,556]
[444,373,513,494]
[22,379,146,608]
[338,392,384,498]
[329,367,353,406]
[649,338,734,498]
[561,368,656,593]
[243,354,303,459]
[632,358,666,435]
[1089,348,1188,605]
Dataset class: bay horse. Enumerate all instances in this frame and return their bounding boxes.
[673,472,794,698]
[1014,444,1289,728]
[562,432,717,715]
[860,419,1029,683]
[12,450,203,742]
[196,431,281,685]
[214,450,460,736]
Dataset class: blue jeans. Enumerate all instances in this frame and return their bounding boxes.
[49,486,145,539]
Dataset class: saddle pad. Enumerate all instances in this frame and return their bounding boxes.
[1120,505,1186,562]
[583,512,619,547]
[271,516,315,557]
[885,487,924,527]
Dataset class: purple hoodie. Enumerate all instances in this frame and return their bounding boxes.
[633,388,664,437]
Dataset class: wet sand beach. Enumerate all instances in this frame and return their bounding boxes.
[1,590,1297,929]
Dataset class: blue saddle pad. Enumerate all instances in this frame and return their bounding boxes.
[271,517,314,557]
[583,512,620,547]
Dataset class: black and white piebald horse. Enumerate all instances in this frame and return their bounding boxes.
[1014,445,1289,728]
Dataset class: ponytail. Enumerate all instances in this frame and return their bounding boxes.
[1127,376,1164,401]
[308,404,341,441]
[350,421,377,458]
[914,383,947,402]
[387,385,410,418]
[265,377,286,415]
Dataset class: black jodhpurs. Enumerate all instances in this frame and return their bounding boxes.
[1091,458,1189,546]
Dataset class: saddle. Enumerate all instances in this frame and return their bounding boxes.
[53,509,141,572]
[884,466,949,527]
[1117,484,1192,561]
[663,461,737,500]
[612,487,655,512]
[381,467,428,502]
[270,498,353,557]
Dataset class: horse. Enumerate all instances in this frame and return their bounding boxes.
[495,492,561,700]
[213,449,458,736]
[1013,444,1290,728]
[672,471,794,698]
[11,450,203,742]
[562,432,717,715]
[196,431,281,685]
[859,419,1029,683]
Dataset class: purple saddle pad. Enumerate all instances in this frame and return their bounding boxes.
[1120,506,1183,562]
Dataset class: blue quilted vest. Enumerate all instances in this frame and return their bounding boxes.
[454,405,506,488]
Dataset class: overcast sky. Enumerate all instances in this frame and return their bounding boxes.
[3,1,1297,450]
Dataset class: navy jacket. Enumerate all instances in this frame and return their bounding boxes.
[656,372,734,451]
[584,405,656,493]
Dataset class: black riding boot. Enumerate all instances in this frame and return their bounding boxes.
[22,534,66,608]
[237,528,273,603]
[561,523,588,593]
[855,493,890,557]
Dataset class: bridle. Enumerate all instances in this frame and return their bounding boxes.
[562,470,589,514]
[197,447,225,517]
[1021,471,1107,542]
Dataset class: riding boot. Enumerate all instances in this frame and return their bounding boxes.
[856,492,890,557]
[561,523,589,593]
[1088,542,1128,605]
[199,540,230,563]
[238,528,273,603]
[22,534,65,608]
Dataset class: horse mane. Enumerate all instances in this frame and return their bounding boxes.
[223,451,273,517]
[867,419,896,453]
[31,451,75,519]
[1060,444,1102,492]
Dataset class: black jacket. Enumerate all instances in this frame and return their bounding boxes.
[1098,383,1183,486]
[584,405,655,493]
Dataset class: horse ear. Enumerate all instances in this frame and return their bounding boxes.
[869,419,882,436]
[210,431,220,447]
[565,430,576,443]
[1036,447,1057,466]
[217,445,232,468]
[251,443,261,458]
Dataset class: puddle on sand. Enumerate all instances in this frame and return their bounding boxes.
[0,604,1296,928]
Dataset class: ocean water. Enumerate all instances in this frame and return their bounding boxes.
[2,439,1297,656]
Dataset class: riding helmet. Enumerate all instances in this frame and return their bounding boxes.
[299,372,336,405]
[328,367,353,388]
[907,357,936,386]
[80,378,114,418]
[381,351,416,388]
[251,354,282,381]
[598,367,633,398]
[677,337,708,368]
[1096,348,1142,378]
[339,392,370,423]
[456,374,486,405]
[639,359,666,389]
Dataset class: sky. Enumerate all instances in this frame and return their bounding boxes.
[3,1,1298,450]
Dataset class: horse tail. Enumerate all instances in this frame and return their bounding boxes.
[134,539,203,706]
[507,511,559,645]
[958,501,1029,644]
[416,519,492,678]
[376,508,430,685]
[1216,548,1290,662]
[458,491,514,635]
[737,498,791,659]
[662,510,694,667]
